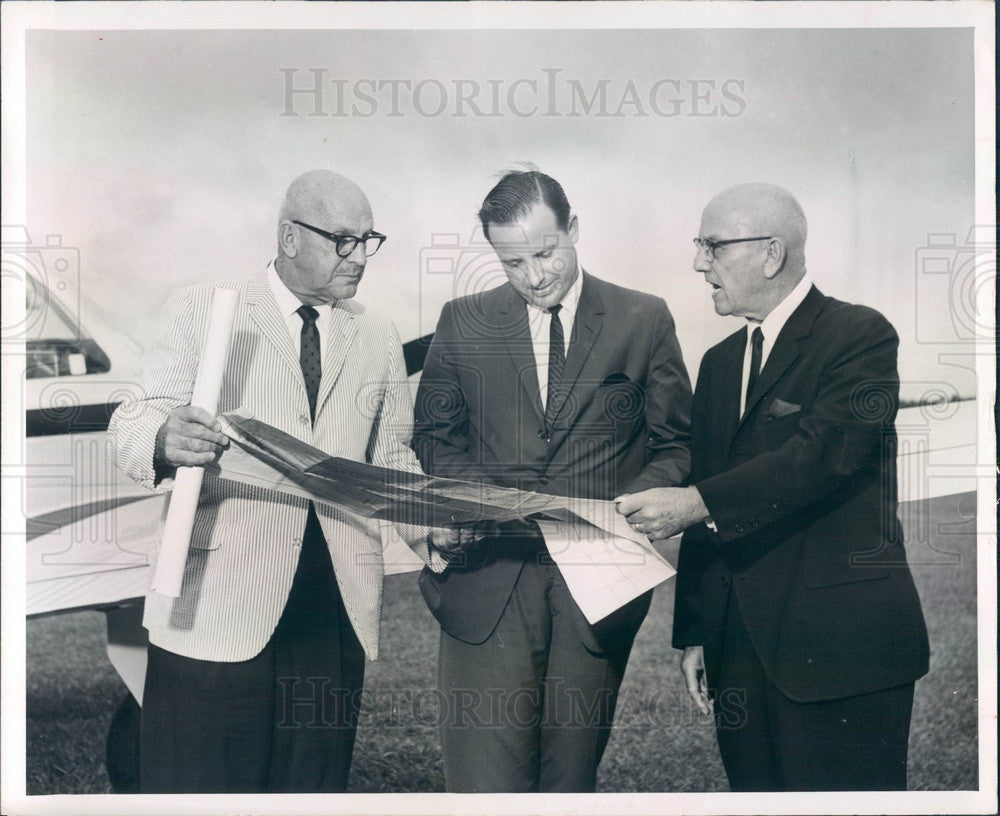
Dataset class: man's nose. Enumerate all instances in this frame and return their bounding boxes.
[693,247,712,274]
[525,261,545,286]
[346,242,367,266]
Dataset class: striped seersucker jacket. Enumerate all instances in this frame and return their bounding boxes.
[107,268,425,662]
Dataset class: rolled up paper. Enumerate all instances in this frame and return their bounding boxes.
[150,286,239,597]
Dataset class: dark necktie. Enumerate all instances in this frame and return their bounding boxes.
[544,304,565,431]
[297,305,321,423]
[746,326,764,407]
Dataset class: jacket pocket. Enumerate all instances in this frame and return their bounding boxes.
[766,398,802,418]
[802,561,889,587]
[598,372,631,387]
[595,377,645,424]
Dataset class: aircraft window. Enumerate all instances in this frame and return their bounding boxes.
[26,276,78,341]
[25,277,111,379]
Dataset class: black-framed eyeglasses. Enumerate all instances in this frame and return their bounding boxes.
[292,220,387,258]
[693,236,773,260]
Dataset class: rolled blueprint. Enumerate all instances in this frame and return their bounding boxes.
[150,287,239,597]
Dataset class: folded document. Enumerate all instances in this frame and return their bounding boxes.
[213,413,675,623]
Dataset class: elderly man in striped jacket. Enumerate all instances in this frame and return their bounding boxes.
[109,169,436,793]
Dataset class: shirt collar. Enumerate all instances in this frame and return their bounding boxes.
[749,274,813,341]
[267,259,333,320]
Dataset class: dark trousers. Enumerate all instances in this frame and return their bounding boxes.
[713,592,914,791]
[438,553,648,793]
[139,506,366,793]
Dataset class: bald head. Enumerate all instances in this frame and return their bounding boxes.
[275,170,375,305]
[279,169,371,230]
[704,183,807,270]
[695,183,808,321]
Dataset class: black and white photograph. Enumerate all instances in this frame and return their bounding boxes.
[1,2,995,815]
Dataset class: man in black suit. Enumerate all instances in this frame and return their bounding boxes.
[413,170,692,792]
[616,182,929,791]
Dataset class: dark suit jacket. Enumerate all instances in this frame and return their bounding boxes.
[414,271,692,644]
[672,286,929,703]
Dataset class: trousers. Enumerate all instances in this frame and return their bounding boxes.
[713,591,914,791]
[139,505,366,793]
[437,549,649,792]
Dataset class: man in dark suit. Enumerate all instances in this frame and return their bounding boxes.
[412,170,692,792]
[616,182,929,791]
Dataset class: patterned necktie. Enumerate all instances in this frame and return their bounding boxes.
[297,305,321,423]
[746,326,764,406]
[544,304,565,432]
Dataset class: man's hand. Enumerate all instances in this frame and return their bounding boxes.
[154,406,230,468]
[427,521,499,562]
[614,486,710,541]
[681,645,711,715]
[427,526,475,557]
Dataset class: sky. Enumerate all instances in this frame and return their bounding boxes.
[25,26,978,397]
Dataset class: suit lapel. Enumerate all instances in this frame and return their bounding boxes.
[245,269,362,421]
[496,287,545,423]
[316,302,359,416]
[740,285,825,423]
[245,271,302,375]
[548,271,604,425]
[717,330,746,451]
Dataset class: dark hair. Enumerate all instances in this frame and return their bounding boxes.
[478,170,571,242]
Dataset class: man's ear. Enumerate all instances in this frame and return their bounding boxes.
[762,237,787,279]
[567,213,580,244]
[278,220,298,258]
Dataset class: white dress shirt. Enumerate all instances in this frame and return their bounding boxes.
[526,270,583,410]
[266,260,335,365]
[740,274,813,416]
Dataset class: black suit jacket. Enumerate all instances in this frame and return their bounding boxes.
[672,286,929,702]
[414,272,692,644]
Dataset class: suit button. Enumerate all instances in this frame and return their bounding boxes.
[292,537,302,548]
[298,414,310,425]
[539,476,551,485]
[735,524,745,534]
[750,518,759,527]
[770,501,779,510]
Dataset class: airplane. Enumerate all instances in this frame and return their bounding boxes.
[14,226,436,790]
[13,226,979,792]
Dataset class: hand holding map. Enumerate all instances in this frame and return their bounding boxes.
[213,413,676,623]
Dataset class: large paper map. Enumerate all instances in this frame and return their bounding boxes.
[213,413,676,623]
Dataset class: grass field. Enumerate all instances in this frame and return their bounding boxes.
[25,492,980,794]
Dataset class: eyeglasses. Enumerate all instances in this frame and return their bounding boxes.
[292,220,387,258]
[693,236,773,260]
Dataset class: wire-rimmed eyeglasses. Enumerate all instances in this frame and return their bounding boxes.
[693,236,773,260]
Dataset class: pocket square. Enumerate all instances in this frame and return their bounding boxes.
[766,398,802,418]
[600,372,630,386]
